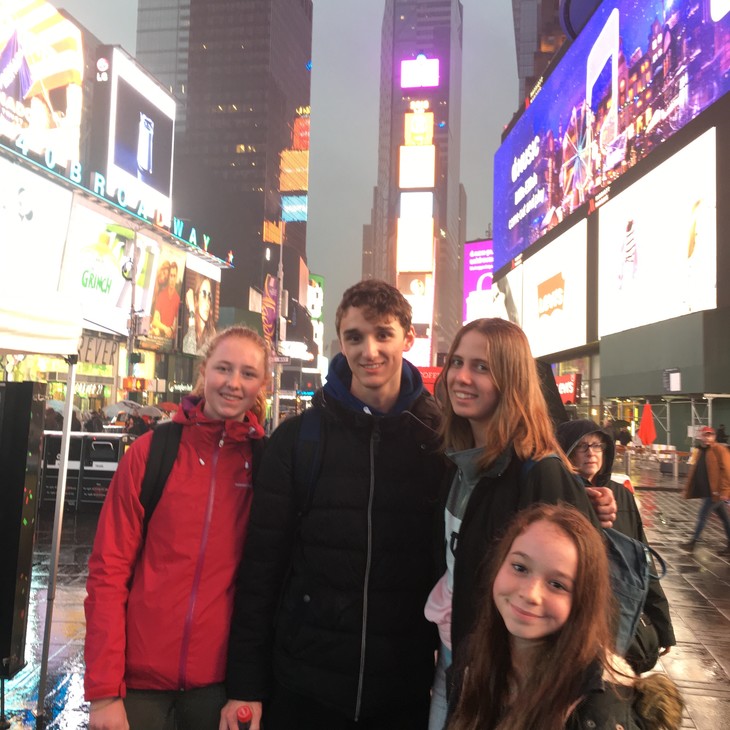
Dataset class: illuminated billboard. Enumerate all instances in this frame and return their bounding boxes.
[399,145,436,188]
[493,0,730,271]
[398,272,434,367]
[0,156,73,292]
[282,194,308,222]
[60,197,186,350]
[93,46,176,223]
[396,217,434,271]
[181,255,221,356]
[292,116,310,151]
[483,266,524,327]
[463,240,494,324]
[521,220,588,358]
[401,54,440,88]
[404,111,434,146]
[279,149,310,192]
[598,128,716,338]
[0,0,84,164]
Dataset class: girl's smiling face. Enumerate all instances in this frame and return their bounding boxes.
[492,520,577,644]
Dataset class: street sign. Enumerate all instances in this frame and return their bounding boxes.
[271,356,290,364]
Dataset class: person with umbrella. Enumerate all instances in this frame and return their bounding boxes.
[84,326,270,730]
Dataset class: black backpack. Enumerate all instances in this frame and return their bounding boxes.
[138,420,266,538]
[520,456,666,656]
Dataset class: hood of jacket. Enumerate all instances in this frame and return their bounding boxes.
[319,352,426,417]
[556,419,615,487]
[174,395,265,442]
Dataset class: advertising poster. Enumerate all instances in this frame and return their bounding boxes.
[0,0,84,164]
[482,265,524,327]
[521,220,588,358]
[398,272,433,367]
[144,243,187,351]
[493,0,730,271]
[180,256,220,356]
[462,240,494,323]
[0,156,73,291]
[598,128,717,337]
[60,198,183,348]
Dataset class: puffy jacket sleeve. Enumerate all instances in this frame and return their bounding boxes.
[83,434,150,701]
[225,417,300,700]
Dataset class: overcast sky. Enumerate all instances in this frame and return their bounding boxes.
[57,0,518,336]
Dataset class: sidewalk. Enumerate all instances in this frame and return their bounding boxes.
[2,463,730,728]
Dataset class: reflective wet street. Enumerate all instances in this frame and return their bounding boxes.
[3,460,730,728]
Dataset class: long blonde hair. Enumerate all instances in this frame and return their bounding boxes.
[192,325,270,423]
[437,318,571,471]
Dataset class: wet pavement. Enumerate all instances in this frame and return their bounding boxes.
[2,457,730,729]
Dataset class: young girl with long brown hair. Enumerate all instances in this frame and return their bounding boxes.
[448,504,683,730]
[85,326,269,730]
[425,318,616,729]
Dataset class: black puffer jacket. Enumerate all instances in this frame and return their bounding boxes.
[556,420,676,654]
[225,355,446,719]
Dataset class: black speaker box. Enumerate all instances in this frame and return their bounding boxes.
[0,381,45,679]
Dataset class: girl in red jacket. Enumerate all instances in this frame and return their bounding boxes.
[84,326,269,730]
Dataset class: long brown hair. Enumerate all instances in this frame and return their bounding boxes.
[437,318,571,471]
[449,503,615,730]
[192,325,270,423]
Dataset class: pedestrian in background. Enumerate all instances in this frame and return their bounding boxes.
[84,326,269,730]
[220,280,445,730]
[424,318,616,730]
[447,504,683,730]
[556,419,675,673]
[681,425,730,554]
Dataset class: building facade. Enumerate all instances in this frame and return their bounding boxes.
[137,0,314,319]
[364,0,465,362]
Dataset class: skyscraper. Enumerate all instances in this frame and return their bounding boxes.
[136,0,313,315]
[364,0,465,363]
[511,0,566,103]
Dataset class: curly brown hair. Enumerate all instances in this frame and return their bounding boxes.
[335,279,412,337]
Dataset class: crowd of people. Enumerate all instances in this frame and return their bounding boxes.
[83,280,688,730]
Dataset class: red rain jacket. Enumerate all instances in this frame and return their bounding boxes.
[84,398,264,700]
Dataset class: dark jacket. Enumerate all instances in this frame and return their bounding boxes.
[226,355,446,719]
[450,449,600,658]
[683,442,730,502]
[556,420,676,654]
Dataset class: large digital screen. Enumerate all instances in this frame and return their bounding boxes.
[0,157,73,292]
[399,145,436,189]
[282,194,308,222]
[598,128,717,337]
[0,0,84,164]
[59,198,185,349]
[180,255,221,356]
[463,240,494,324]
[279,150,309,192]
[521,220,588,358]
[97,46,176,223]
[398,272,434,367]
[493,0,730,271]
[482,265,524,327]
[400,55,440,88]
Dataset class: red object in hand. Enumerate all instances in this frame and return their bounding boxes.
[237,705,253,730]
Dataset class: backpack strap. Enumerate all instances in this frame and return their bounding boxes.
[139,421,183,538]
[293,408,324,520]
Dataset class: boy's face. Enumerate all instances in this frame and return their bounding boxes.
[338,306,414,410]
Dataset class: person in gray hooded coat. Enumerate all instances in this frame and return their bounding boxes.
[556,419,675,674]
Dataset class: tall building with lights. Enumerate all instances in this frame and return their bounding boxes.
[363,0,465,364]
[136,0,314,321]
[511,0,566,103]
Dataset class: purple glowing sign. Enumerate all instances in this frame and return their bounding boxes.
[462,240,494,323]
[401,54,440,89]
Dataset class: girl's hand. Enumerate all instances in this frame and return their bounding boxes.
[219,700,262,730]
[89,697,129,730]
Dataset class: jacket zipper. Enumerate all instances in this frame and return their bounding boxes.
[177,431,223,688]
[355,424,378,719]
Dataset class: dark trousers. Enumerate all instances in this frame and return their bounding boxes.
[263,681,430,730]
[124,683,227,730]
[691,497,730,543]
